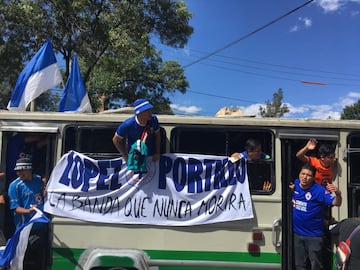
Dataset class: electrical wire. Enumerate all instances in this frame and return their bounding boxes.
[182,0,315,69]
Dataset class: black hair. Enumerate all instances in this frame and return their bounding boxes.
[301,163,316,177]
[244,138,261,152]
[318,143,335,157]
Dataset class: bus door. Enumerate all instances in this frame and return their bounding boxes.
[345,133,360,217]
[278,129,339,270]
[0,126,58,240]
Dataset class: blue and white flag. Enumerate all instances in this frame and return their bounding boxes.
[0,209,49,270]
[58,55,92,113]
[7,39,63,111]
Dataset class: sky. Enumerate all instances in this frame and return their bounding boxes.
[156,0,360,119]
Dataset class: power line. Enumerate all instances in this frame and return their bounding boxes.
[186,89,258,104]
[182,0,315,69]
[187,49,360,82]
[196,62,360,87]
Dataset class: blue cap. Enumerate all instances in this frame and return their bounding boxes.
[133,99,153,115]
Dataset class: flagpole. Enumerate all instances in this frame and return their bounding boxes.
[30,101,35,112]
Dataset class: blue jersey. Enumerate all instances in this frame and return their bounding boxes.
[115,115,160,156]
[292,179,335,237]
[8,174,44,229]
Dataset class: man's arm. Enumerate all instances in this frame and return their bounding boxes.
[112,134,128,162]
[332,190,342,207]
[15,205,37,215]
[296,138,317,163]
[327,184,342,206]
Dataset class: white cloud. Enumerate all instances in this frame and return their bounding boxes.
[317,0,345,13]
[339,97,357,107]
[289,25,299,32]
[289,17,312,33]
[311,110,341,119]
[299,17,312,27]
[238,92,360,120]
[347,92,360,98]
[285,103,341,120]
[182,46,191,57]
[170,104,202,114]
[241,103,263,117]
[286,92,360,119]
[171,92,360,119]
[286,104,310,115]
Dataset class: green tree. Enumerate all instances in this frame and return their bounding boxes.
[341,100,360,120]
[259,88,289,118]
[0,0,193,112]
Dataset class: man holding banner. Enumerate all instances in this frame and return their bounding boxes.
[7,158,48,270]
[112,98,161,167]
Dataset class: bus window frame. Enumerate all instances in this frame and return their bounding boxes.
[62,124,167,159]
[170,125,275,195]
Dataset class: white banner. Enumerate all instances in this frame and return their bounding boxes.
[44,151,253,226]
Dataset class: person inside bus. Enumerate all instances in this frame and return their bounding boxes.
[6,132,48,184]
[230,138,271,191]
[296,138,338,187]
[7,158,48,270]
[230,138,270,161]
[291,163,342,270]
[296,138,339,270]
[112,99,161,168]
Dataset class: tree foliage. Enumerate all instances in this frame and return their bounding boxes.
[341,100,360,120]
[0,0,193,112]
[259,88,289,118]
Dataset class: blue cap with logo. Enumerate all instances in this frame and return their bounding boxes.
[133,99,153,115]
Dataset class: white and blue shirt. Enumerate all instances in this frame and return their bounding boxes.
[292,179,335,237]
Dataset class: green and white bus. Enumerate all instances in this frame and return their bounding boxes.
[0,110,358,270]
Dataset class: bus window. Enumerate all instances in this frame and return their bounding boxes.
[63,125,167,159]
[348,134,360,185]
[64,125,123,159]
[170,126,275,194]
[228,131,273,158]
[170,127,226,155]
[2,131,56,242]
[247,160,274,194]
[4,132,54,181]
[347,133,360,217]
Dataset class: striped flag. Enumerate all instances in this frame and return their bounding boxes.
[58,55,92,113]
[0,209,49,270]
[7,39,63,111]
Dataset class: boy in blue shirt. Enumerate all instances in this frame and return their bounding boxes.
[8,158,48,270]
[291,163,342,270]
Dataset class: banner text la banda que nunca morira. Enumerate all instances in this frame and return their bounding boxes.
[44,151,254,226]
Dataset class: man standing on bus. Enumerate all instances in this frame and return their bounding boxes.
[112,99,161,168]
[291,163,342,270]
[296,138,339,270]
